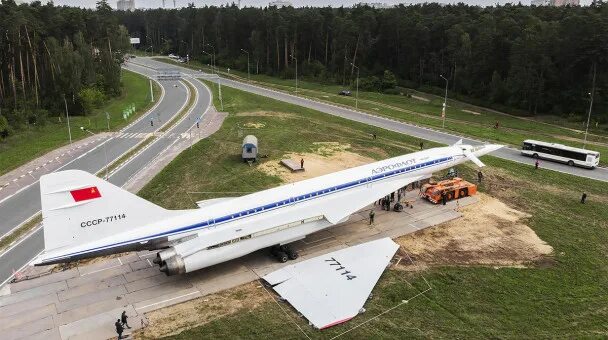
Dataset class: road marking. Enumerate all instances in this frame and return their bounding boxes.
[0,249,44,288]
[135,291,200,311]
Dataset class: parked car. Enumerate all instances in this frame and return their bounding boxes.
[339,90,352,96]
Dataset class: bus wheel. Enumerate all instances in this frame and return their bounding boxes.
[459,189,467,197]
[567,160,574,166]
[532,153,539,158]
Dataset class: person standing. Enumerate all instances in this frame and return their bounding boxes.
[115,319,124,339]
[300,158,304,169]
[535,159,539,170]
[477,170,483,183]
[581,193,587,204]
[369,210,375,225]
[150,117,154,127]
[441,191,447,205]
[121,310,131,329]
[419,141,424,150]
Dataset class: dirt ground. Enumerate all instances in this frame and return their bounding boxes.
[258,142,375,183]
[396,192,553,269]
[235,110,298,119]
[134,282,271,339]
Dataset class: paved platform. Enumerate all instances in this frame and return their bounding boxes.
[0,191,477,340]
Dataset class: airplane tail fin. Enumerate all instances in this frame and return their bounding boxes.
[40,170,171,253]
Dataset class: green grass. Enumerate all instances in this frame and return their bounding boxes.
[154,57,608,166]
[138,81,608,339]
[0,69,161,176]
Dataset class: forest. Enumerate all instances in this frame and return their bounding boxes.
[118,3,608,120]
[0,0,130,138]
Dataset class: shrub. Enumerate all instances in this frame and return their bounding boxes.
[79,87,105,115]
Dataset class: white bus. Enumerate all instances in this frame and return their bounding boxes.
[521,139,600,169]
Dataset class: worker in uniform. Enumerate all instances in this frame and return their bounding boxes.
[369,210,375,225]
[121,310,131,329]
[535,159,539,170]
[420,141,424,150]
[441,191,447,205]
[300,158,304,169]
[115,319,124,339]
[477,170,483,183]
[581,192,587,204]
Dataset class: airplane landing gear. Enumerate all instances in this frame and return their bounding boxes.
[271,245,298,262]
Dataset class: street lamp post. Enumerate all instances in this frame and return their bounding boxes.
[584,91,594,149]
[63,94,72,144]
[440,74,448,129]
[350,63,359,109]
[205,43,216,74]
[241,48,250,82]
[81,127,109,180]
[290,54,298,94]
[202,50,213,74]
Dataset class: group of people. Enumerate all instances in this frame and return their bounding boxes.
[115,311,131,339]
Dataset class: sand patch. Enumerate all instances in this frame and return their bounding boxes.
[243,122,265,129]
[396,193,553,268]
[135,282,270,338]
[258,142,374,183]
[235,110,297,119]
[411,95,430,102]
[462,109,481,115]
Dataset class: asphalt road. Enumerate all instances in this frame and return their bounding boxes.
[133,58,608,183]
[0,63,212,286]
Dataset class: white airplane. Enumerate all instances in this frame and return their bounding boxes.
[34,141,501,276]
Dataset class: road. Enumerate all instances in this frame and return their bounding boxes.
[0,62,212,286]
[131,57,608,183]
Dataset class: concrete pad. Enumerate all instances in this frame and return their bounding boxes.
[0,304,56,331]
[124,280,193,305]
[27,327,61,340]
[9,268,79,293]
[128,259,154,271]
[55,285,127,313]
[133,287,202,314]
[195,270,259,296]
[66,264,131,288]
[68,313,145,340]
[55,297,130,326]
[5,315,54,340]
[0,281,66,307]
[118,253,141,265]
[57,275,126,301]
[0,293,58,318]
[123,266,161,283]
[77,259,122,276]
[58,304,138,340]
[124,272,181,293]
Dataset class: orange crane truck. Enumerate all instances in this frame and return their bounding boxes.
[420,177,477,204]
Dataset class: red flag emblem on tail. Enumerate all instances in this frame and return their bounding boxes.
[70,186,101,202]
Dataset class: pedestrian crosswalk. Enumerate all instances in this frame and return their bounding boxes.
[114,132,193,139]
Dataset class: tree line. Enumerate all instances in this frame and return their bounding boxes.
[118,3,607,121]
[0,0,130,138]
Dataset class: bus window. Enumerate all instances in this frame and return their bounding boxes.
[522,143,533,151]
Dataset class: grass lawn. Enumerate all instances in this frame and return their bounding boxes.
[154,57,608,166]
[0,69,161,176]
[138,81,608,338]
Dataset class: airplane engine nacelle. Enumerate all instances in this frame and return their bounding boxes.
[159,254,187,276]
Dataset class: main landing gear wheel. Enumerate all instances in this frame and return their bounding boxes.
[271,245,299,262]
